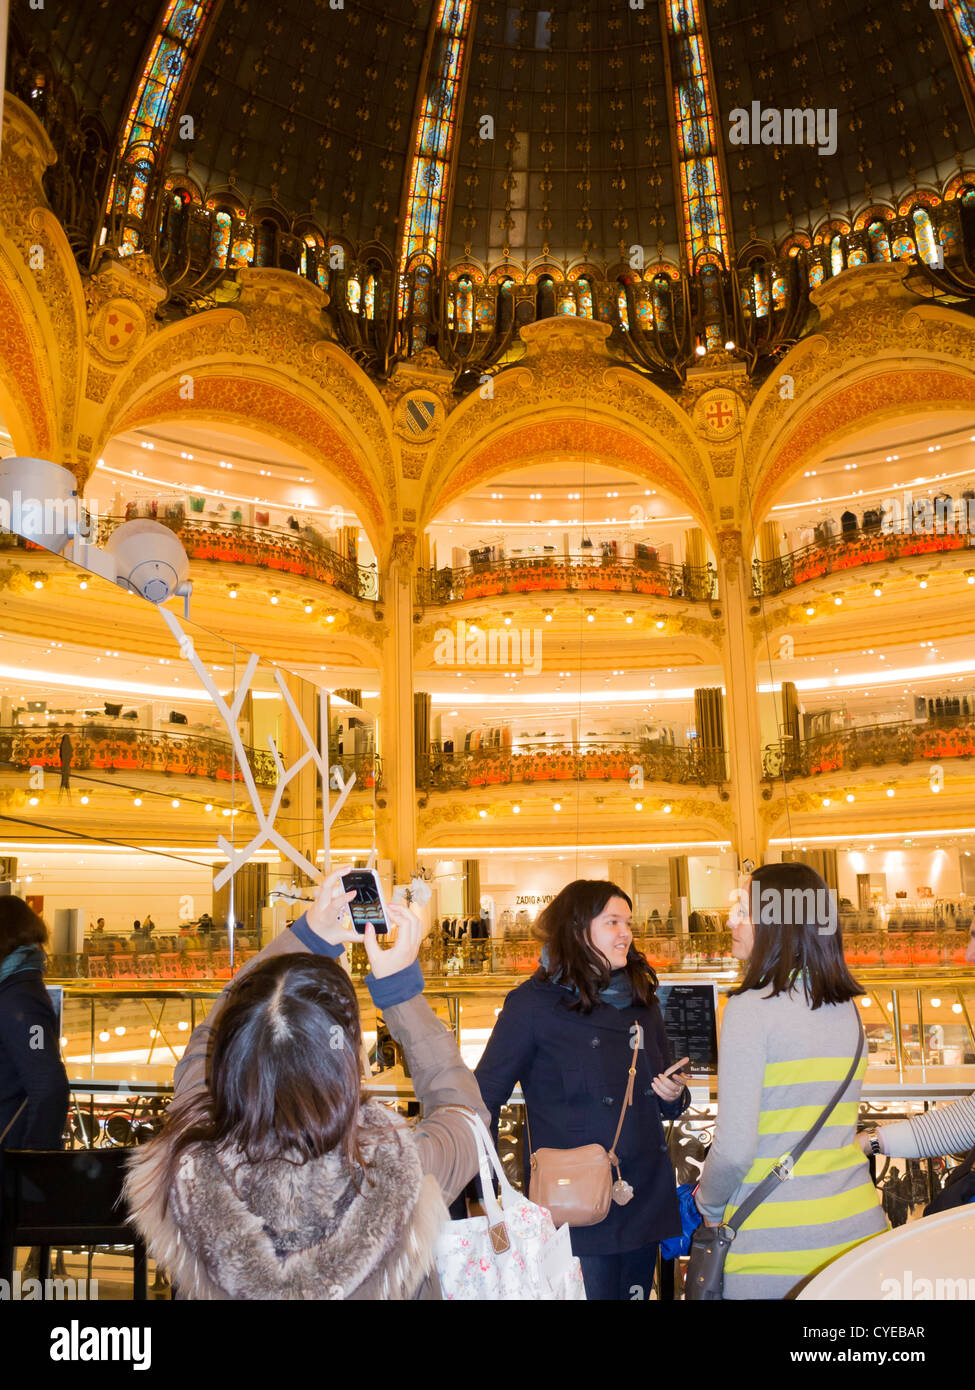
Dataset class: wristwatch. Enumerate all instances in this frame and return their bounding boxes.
[864,1126,883,1156]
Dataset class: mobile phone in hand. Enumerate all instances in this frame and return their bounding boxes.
[340,868,390,935]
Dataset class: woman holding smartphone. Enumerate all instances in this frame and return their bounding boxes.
[125,868,489,1299]
[475,879,690,1301]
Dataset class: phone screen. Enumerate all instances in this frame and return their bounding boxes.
[341,871,389,934]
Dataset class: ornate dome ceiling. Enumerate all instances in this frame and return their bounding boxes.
[12,0,975,270]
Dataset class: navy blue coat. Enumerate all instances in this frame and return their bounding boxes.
[475,972,690,1255]
[0,969,70,1150]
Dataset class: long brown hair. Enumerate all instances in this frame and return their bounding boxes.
[534,879,657,1013]
[161,954,369,1189]
[732,862,863,1009]
[0,897,48,965]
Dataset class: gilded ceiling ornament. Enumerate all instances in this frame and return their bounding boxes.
[693,388,746,443]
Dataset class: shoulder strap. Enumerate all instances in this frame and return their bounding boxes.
[607,1022,643,1167]
[728,1018,864,1234]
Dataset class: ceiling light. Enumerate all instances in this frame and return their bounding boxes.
[833,595,842,606]
[28,796,38,807]
[80,795,89,805]
[543,610,553,622]
[663,804,672,814]
[205,803,213,812]
[553,802,561,811]
[872,584,882,597]
[270,593,279,605]
[624,612,634,624]
[822,797,831,807]
[478,809,487,818]
[33,580,43,590]
[635,802,643,811]
[655,619,665,630]
[228,587,238,598]
[171,799,180,808]
[133,797,142,807]
[325,612,335,623]
[585,610,595,623]
[805,605,815,616]
[304,603,313,614]
[918,576,928,589]
[886,787,895,797]
[845,793,854,803]
[79,580,88,591]
[512,804,520,814]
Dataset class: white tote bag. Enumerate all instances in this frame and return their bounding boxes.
[433,1109,587,1301]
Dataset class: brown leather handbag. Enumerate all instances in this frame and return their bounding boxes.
[527,1024,642,1228]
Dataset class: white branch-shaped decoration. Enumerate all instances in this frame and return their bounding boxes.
[156,607,355,893]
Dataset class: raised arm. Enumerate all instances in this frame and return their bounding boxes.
[695,994,767,1225]
[874,1092,975,1161]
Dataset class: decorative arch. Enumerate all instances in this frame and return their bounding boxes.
[423,409,714,537]
[752,363,975,523]
[0,268,57,456]
[91,323,394,552]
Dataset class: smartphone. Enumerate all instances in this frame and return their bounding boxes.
[341,868,390,935]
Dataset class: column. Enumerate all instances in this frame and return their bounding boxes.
[377,531,418,881]
[718,532,767,870]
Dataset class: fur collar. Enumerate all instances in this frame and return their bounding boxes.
[125,1101,448,1299]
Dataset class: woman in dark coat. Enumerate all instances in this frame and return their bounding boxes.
[475,879,690,1301]
[0,898,69,1149]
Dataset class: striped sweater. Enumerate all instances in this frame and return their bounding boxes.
[696,985,887,1300]
[880,1092,975,1160]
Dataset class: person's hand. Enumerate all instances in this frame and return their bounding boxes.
[305,867,359,948]
[363,903,424,979]
[652,1056,690,1103]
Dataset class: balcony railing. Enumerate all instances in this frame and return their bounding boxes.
[418,740,727,790]
[0,724,277,786]
[762,717,975,780]
[97,514,380,602]
[752,525,975,597]
[416,554,717,606]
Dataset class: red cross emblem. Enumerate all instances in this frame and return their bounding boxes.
[705,399,735,430]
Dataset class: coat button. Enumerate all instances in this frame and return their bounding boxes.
[602,1096,614,1106]
[590,1037,601,1048]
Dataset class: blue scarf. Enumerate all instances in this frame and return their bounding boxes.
[539,945,634,1010]
[0,944,45,984]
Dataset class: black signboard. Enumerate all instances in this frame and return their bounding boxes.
[657,981,719,1075]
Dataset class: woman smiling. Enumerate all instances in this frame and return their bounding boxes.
[475,879,690,1301]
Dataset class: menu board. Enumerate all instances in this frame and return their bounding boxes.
[657,982,719,1076]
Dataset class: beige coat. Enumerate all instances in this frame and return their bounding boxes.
[126,926,490,1298]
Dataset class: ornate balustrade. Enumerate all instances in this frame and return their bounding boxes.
[762,717,975,780]
[418,739,727,791]
[752,526,975,597]
[97,515,380,602]
[416,553,716,605]
[0,724,277,786]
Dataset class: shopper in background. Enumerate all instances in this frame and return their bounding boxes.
[0,898,69,1150]
[695,863,887,1299]
[475,879,690,1301]
[125,868,489,1299]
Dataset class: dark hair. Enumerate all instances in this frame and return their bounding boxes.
[162,954,369,1187]
[732,862,863,1008]
[533,879,657,1012]
[0,897,48,964]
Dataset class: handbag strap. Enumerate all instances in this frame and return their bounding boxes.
[607,1022,643,1170]
[727,1019,864,1234]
